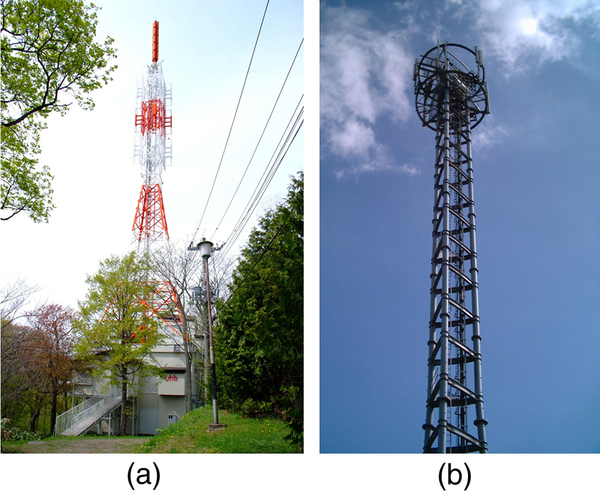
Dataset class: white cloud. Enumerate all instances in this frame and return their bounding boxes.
[329,117,376,158]
[471,116,510,149]
[321,6,415,177]
[334,160,420,180]
[470,0,600,73]
[320,1,599,177]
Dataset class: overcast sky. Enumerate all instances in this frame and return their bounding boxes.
[1,0,303,313]
[320,0,600,454]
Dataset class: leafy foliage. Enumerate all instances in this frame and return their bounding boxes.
[215,173,303,447]
[1,418,42,442]
[74,252,165,435]
[24,304,79,434]
[1,0,117,222]
[1,119,53,221]
[1,303,80,434]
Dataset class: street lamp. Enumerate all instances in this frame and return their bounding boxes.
[197,238,225,430]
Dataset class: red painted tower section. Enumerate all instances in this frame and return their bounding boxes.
[129,22,182,333]
[132,21,172,248]
[132,183,168,243]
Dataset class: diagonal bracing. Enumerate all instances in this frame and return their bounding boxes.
[414,42,489,453]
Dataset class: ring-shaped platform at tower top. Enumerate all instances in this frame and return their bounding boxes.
[414,42,489,131]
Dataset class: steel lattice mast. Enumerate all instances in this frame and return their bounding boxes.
[132,21,172,252]
[414,42,489,453]
[129,22,182,332]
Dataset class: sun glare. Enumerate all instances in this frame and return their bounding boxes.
[519,18,539,35]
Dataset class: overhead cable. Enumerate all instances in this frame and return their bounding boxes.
[210,39,304,240]
[215,209,293,313]
[215,100,303,261]
[191,0,271,246]
[215,99,303,264]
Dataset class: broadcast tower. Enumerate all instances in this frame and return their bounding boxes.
[414,42,489,453]
[130,22,180,327]
[132,21,172,252]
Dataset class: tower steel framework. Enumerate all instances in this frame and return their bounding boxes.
[414,42,489,453]
[133,21,173,251]
[130,22,181,331]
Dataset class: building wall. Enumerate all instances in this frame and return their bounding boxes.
[159,395,186,429]
[138,393,160,435]
[78,325,199,435]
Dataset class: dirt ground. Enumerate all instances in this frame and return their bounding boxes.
[19,437,149,453]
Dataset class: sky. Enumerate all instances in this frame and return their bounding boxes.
[1,0,304,313]
[2,0,600,487]
[320,0,600,455]
[2,0,314,485]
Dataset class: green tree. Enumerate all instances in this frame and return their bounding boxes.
[1,0,117,222]
[74,252,164,436]
[215,172,303,447]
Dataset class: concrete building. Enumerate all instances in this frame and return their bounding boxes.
[56,317,206,436]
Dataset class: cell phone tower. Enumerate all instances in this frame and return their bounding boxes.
[414,42,489,453]
[132,20,172,252]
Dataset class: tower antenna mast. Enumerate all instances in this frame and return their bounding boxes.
[129,22,182,333]
[132,20,173,252]
[414,42,489,453]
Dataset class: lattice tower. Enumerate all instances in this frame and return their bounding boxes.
[130,22,181,332]
[132,21,173,252]
[414,42,489,453]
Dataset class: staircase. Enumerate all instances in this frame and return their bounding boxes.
[55,386,122,436]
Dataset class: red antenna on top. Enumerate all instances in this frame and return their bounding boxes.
[152,21,159,62]
[133,20,172,249]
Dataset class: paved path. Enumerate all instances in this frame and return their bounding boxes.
[23,437,149,453]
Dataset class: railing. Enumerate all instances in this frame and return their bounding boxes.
[55,386,122,436]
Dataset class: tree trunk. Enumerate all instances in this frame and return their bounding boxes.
[185,354,193,413]
[180,313,193,414]
[119,379,128,436]
[28,392,47,432]
[49,389,58,435]
[28,408,40,432]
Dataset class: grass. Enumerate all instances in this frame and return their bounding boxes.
[1,440,28,453]
[140,405,301,453]
[1,433,149,453]
[1,406,301,453]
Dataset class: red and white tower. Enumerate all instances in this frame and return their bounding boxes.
[129,22,182,332]
[132,21,172,251]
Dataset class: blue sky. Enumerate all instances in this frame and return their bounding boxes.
[2,0,599,484]
[320,0,600,453]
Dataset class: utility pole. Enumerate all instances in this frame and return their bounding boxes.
[191,238,226,430]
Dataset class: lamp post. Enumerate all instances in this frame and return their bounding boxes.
[198,238,225,430]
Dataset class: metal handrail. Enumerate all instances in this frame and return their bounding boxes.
[55,386,122,435]
[55,396,103,435]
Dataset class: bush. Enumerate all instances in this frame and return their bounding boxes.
[0,418,43,442]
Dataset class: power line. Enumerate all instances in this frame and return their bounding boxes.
[214,99,303,260]
[216,208,293,313]
[191,0,271,246]
[225,104,303,252]
[210,39,304,241]
[215,99,303,263]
